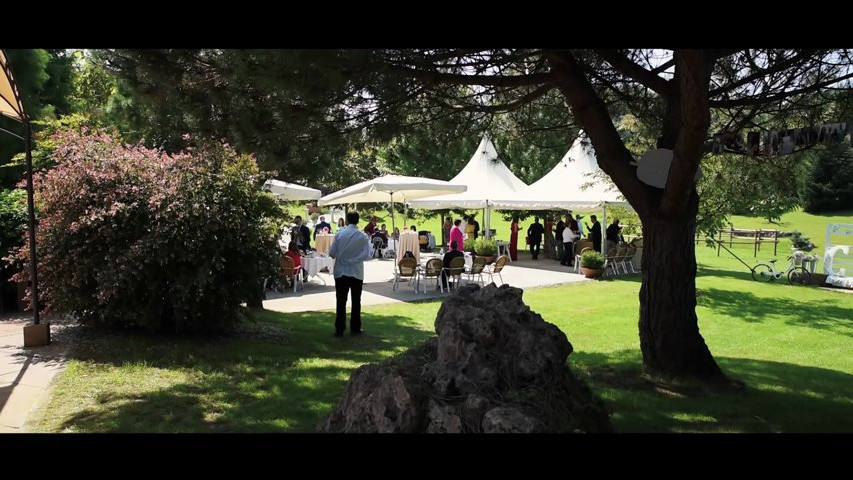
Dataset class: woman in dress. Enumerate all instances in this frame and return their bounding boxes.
[543,215,556,260]
[509,216,519,261]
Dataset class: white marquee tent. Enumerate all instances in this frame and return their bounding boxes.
[263,179,322,201]
[491,132,628,211]
[408,134,529,238]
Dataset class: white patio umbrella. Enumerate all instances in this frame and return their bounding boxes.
[318,174,467,233]
[263,179,322,201]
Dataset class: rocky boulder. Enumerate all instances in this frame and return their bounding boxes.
[319,283,612,433]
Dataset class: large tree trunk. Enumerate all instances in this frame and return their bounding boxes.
[548,49,730,385]
[638,193,726,381]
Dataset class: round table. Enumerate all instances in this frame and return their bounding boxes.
[396,232,421,264]
[314,234,334,255]
[301,255,335,284]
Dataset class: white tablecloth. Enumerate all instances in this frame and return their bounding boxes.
[301,256,334,278]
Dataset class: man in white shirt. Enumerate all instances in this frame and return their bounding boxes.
[575,214,585,238]
[328,211,373,337]
[561,222,577,267]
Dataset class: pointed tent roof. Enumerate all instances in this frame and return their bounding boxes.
[1,50,26,122]
[408,134,528,209]
[491,132,628,210]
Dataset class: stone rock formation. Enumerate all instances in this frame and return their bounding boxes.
[319,283,612,433]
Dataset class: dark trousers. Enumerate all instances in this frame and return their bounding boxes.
[593,237,602,253]
[529,241,541,259]
[561,242,574,265]
[335,275,363,333]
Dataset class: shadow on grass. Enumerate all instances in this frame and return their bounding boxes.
[569,349,853,432]
[53,310,435,433]
[695,287,853,336]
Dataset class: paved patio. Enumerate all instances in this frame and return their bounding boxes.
[0,313,68,433]
[263,251,590,313]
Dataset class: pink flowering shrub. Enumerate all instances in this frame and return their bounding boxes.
[14,130,283,332]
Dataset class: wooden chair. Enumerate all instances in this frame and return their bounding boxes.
[281,255,304,293]
[421,258,444,293]
[483,255,508,285]
[442,256,466,291]
[394,257,420,292]
[464,256,488,286]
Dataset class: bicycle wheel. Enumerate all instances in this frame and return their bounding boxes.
[751,263,774,282]
[788,267,811,286]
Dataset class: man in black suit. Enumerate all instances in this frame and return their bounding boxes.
[527,217,545,259]
[441,241,465,289]
[587,215,602,253]
[294,215,311,252]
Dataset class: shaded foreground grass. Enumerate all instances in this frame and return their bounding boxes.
[35,254,853,433]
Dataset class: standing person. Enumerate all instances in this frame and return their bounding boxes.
[328,211,373,337]
[442,216,452,248]
[314,216,331,239]
[337,217,346,231]
[575,214,585,239]
[543,216,556,259]
[363,216,377,236]
[606,218,625,251]
[587,215,602,253]
[471,215,480,240]
[450,219,464,252]
[555,217,566,262]
[509,216,519,261]
[459,216,468,240]
[527,217,544,260]
[465,216,476,241]
[294,216,311,252]
[560,223,577,267]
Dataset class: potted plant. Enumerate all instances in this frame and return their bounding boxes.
[463,238,477,253]
[789,231,816,252]
[474,238,498,263]
[580,251,606,279]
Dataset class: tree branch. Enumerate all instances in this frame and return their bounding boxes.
[385,65,554,88]
[710,70,853,107]
[545,50,652,218]
[709,49,822,97]
[595,49,672,97]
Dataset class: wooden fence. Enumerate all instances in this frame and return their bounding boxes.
[696,228,782,257]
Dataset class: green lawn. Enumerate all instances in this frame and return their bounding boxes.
[34,210,853,433]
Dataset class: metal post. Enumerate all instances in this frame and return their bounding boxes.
[24,120,40,325]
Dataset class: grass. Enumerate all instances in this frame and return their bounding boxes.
[34,210,853,433]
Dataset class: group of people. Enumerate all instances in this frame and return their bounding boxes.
[291,215,346,253]
[285,209,630,338]
[280,211,385,337]
[363,215,395,249]
[505,213,626,265]
[441,214,480,249]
